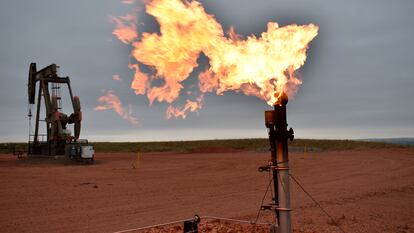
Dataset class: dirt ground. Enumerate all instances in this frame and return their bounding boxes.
[0,148,413,233]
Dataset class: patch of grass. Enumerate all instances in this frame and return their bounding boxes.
[1,138,407,154]
[290,139,406,151]
[91,138,406,153]
[0,143,27,154]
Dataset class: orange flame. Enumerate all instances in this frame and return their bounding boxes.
[95,90,139,126]
[110,11,138,44]
[121,0,135,4]
[112,0,318,118]
[112,74,121,81]
[166,95,203,119]
[129,63,149,95]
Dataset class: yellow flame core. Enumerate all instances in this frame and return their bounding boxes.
[112,0,318,118]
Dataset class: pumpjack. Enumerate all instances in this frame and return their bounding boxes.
[27,63,94,162]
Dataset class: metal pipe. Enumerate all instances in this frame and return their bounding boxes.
[264,110,280,224]
[264,92,293,233]
[274,93,292,233]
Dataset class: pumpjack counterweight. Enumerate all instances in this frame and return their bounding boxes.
[27,63,94,162]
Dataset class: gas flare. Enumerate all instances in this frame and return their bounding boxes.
[95,90,139,126]
[111,0,318,118]
[166,95,203,119]
[110,10,138,45]
[112,75,121,81]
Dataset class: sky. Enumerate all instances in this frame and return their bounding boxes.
[0,0,413,142]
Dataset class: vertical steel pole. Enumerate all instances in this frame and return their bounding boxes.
[264,93,294,233]
[265,111,280,225]
[274,94,292,233]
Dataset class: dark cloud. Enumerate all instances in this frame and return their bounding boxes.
[0,0,413,141]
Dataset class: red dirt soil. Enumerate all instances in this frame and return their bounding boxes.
[0,148,413,233]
